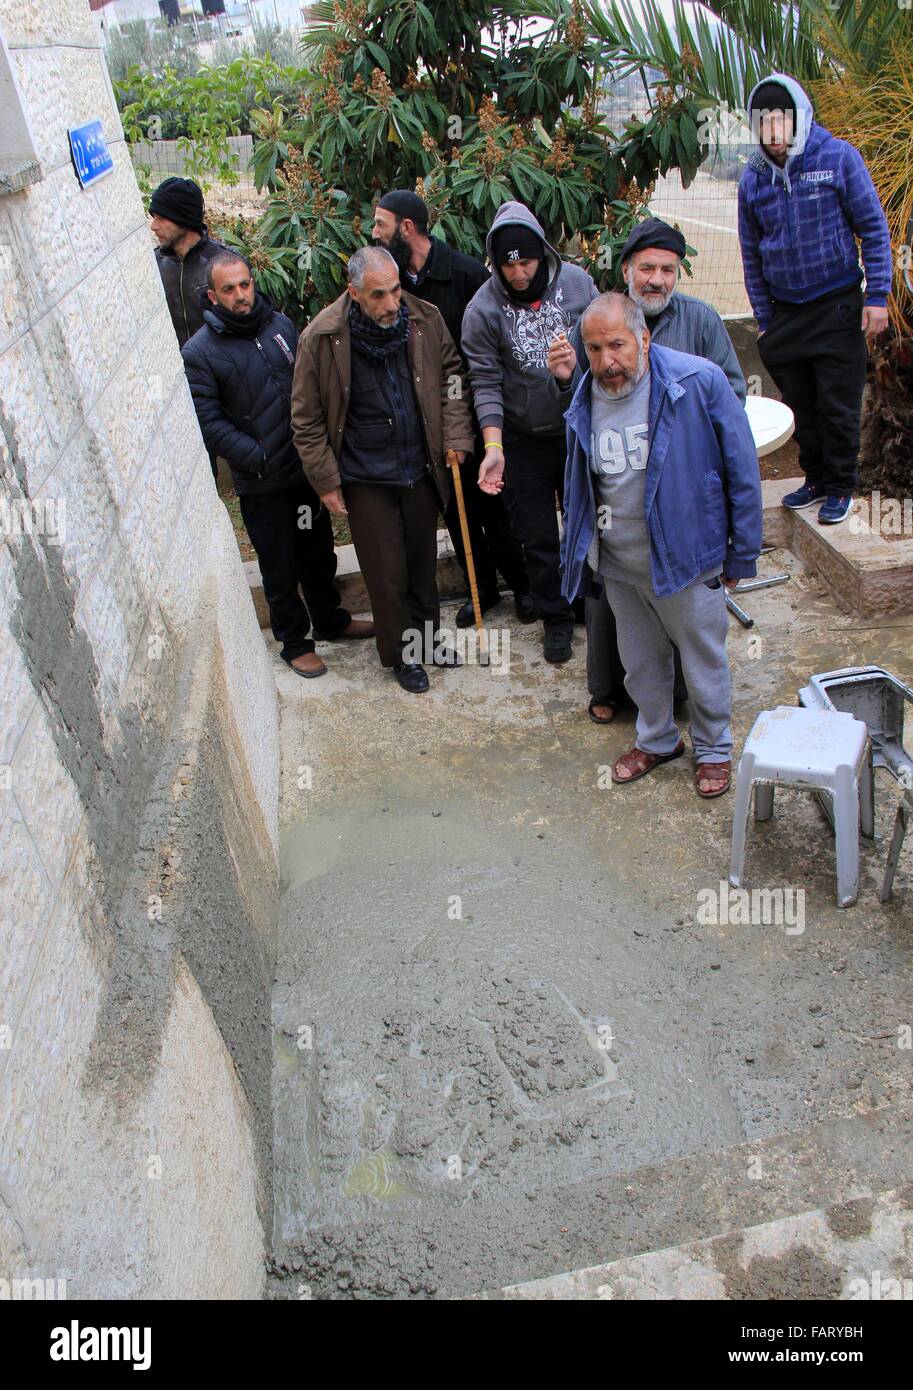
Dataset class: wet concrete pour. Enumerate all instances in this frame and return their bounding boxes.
[268,551,912,1299]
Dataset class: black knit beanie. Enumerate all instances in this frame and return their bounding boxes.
[620,216,686,265]
[490,222,544,268]
[149,177,205,234]
[750,81,796,121]
[378,190,429,225]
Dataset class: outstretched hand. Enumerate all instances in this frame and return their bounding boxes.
[478,447,505,495]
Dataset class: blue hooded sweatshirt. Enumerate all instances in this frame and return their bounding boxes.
[737,73,892,331]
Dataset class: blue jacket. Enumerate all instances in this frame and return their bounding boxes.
[738,74,892,331]
[560,344,762,602]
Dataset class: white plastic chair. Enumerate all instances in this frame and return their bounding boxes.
[729,706,874,908]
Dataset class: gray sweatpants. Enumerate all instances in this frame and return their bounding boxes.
[603,575,732,763]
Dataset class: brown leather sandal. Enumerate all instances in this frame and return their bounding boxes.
[611,740,685,784]
[695,761,731,799]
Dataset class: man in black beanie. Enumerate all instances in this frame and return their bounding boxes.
[371,190,532,627]
[150,177,226,348]
[150,177,227,479]
[462,201,599,662]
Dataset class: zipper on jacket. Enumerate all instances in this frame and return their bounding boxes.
[179,260,190,342]
[253,335,278,479]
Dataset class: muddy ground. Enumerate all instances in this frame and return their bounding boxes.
[266,548,912,1299]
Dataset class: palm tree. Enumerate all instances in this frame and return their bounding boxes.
[583,0,913,497]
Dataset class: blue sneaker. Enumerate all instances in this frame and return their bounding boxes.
[782,481,827,510]
[818,494,853,525]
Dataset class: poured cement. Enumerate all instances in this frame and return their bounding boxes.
[269,549,913,1298]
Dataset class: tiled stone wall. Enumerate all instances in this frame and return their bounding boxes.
[0,0,279,1297]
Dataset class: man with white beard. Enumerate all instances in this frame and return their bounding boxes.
[560,293,761,798]
[552,218,745,725]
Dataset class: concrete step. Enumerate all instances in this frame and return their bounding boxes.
[242,479,913,632]
[244,528,465,630]
[270,1097,913,1298]
[486,1184,913,1299]
[762,478,913,618]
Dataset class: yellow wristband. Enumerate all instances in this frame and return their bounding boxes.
[486,441,504,451]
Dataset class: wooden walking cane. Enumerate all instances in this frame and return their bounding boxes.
[447,448,489,664]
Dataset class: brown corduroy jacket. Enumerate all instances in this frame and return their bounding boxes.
[290,290,475,506]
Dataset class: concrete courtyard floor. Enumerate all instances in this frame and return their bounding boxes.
[266,546,913,1300]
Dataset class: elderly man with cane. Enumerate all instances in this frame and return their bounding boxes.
[291,246,475,693]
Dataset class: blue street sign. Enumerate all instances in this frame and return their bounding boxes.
[68,120,114,189]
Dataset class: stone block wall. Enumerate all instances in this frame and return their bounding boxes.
[0,1,279,1297]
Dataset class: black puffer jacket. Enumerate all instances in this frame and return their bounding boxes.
[182,292,304,495]
[407,238,489,368]
[155,232,226,347]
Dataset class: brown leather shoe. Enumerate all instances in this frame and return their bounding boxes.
[289,652,327,679]
[316,619,375,640]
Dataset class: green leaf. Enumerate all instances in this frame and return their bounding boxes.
[365,42,391,75]
[678,110,699,162]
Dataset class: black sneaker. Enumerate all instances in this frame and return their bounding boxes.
[455,591,499,628]
[543,623,573,663]
[782,481,827,510]
[392,662,429,693]
[514,590,537,623]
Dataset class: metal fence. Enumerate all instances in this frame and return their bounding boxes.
[131,138,752,318]
[651,164,751,318]
[130,135,267,221]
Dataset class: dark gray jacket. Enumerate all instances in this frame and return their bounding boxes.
[155,232,226,347]
[461,201,599,436]
[568,290,746,402]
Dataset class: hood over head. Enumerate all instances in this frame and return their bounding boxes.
[746,73,814,187]
[485,201,561,296]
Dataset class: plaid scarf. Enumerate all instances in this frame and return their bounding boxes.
[348,300,411,359]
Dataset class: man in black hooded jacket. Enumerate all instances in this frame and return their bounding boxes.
[182,252,374,677]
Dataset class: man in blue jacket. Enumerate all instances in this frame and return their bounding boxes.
[738,74,891,525]
[182,252,373,678]
[561,293,762,798]
[552,216,746,726]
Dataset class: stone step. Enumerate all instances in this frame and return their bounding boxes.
[762,478,913,618]
[486,1185,913,1299]
[244,528,465,630]
[270,1097,913,1299]
[244,479,913,632]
